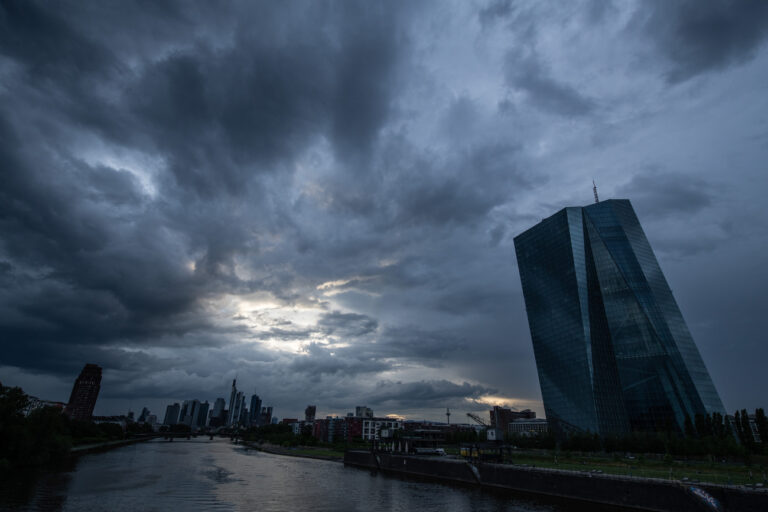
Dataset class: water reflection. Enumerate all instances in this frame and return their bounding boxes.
[1,438,579,511]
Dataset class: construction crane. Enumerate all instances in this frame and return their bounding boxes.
[466,412,488,427]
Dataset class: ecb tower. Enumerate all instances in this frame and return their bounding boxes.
[514,199,724,435]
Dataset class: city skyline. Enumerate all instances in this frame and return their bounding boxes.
[2,1,768,422]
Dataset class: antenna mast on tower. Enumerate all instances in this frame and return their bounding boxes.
[593,180,599,203]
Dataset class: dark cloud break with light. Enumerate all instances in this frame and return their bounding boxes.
[1,0,767,420]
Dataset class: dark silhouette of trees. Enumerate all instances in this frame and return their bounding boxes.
[1,383,70,471]
[684,414,695,438]
[1,382,138,473]
[755,408,767,451]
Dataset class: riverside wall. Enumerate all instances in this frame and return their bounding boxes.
[343,451,768,512]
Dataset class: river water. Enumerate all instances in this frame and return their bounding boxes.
[0,438,586,511]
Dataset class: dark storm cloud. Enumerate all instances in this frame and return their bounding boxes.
[638,0,768,83]
[618,170,714,218]
[276,322,481,385]
[478,0,514,29]
[1,0,766,419]
[0,1,116,81]
[0,0,408,380]
[318,311,379,337]
[373,327,469,366]
[435,286,514,315]
[391,143,526,227]
[505,51,596,117]
[122,4,403,197]
[367,380,496,407]
[330,3,401,161]
[289,342,391,379]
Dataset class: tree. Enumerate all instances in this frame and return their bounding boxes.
[711,412,726,440]
[754,408,767,452]
[25,407,72,465]
[740,409,754,445]
[684,414,695,438]
[0,383,29,427]
[0,383,73,471]
[694,414,712,438]
[734,411,746,444]
[0,383,31,471]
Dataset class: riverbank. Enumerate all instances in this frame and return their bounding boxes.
[240,441,344,462]
[462,449,767,487]
[71,436,156,455]
[345,451,768,512]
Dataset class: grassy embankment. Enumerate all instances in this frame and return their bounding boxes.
[241,441,345,461]
[446,448,767,486]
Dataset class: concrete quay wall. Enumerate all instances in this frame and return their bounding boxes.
[343,451,768,512]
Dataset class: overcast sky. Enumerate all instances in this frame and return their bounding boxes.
[1,0,767,422]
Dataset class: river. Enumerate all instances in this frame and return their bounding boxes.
[0,438,587,511]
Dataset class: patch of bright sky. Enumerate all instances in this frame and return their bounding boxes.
[79,140,165,199]
[205,292,332,354]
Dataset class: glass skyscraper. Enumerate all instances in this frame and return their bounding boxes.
[514,199,724,435]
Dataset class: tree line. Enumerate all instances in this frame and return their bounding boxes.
[505,409,767,461]
[0,383,148,473]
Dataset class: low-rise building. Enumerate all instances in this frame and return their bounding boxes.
[362,417,402,440]
[355,406,374,418]
[508,418,549,436]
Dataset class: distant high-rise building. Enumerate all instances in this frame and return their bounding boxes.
[239,400,248,425]
[163,403,180,425]
[261,406,273,425]
[227,379,238,426]
[195,401,209,428]
[230,392,245,426]
[181,399,200,426]
[514,199,725,435]
[179,401,190,424]
[355,406,373,418]
[305,405,317,422]
[209,397,226,427]
[212,397,225,418]
[249,394,262,426]
[138,407,150,423]
[64,364,102,421]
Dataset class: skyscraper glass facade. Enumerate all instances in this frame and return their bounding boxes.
[514,199,725,435]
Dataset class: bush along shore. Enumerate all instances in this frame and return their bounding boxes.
[0,383,152,474]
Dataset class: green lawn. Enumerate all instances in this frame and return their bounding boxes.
[289,447,344,459]
[479,451,767,486]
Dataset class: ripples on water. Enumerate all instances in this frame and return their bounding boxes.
[0,438,581,511]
